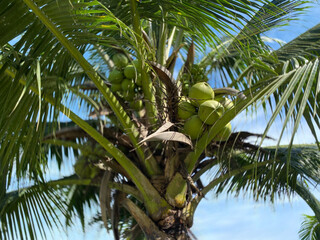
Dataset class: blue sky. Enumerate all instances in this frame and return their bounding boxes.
[44,2,320,240]
[193,193,315,240]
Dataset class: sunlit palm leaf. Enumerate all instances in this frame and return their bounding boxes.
[100,0,278,49]
[299,215,320,240]
[257,58,320,147]
[235,0,308,39]
[216,55,320,149]
[199,0,309,85]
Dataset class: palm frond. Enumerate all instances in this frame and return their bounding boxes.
[199,36,274,87]
[198,0,309,85]
[0,59,96,184]
[219,55,320,149]
[213,145,320,202]
[0,174,111,240]
[260,57,320,147]
[234,0,309,40]
[105,0,281,49]
[64,181,99,230]
[276,23,320,60]
[0,182,68,240]
[299,215,320,240]
[0,64,50,183]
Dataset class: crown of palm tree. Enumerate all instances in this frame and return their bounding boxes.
[1,0,320,239]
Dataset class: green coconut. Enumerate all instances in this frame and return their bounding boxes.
[188,82,215,106]
[124,64,136,79]
[112,53,128,68]
[214,122,232,141]
[129,99,143,111]
[109,69,124,83]
[178,100,196,120]
[110,83,122,92]
[215,96,234,111]
[136,74,142,86]
[123,90,135,101]
[165,173,187,208]
[198,100,224,125]
[184,115,204,140]
[132,59,141,73]
[206,122,232,142]
[121,79,135,92]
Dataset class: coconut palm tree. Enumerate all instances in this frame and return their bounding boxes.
[1,0,320,239]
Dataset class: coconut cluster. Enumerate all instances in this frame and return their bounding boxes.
[181,64,209,95]
[178,82,233,141]
[108,53,143,111]
[73,145,105,179]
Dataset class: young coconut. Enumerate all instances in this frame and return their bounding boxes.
[109,69,124,83]
[121,79,135,92]
[188,82,215,106]
[112,53,128,68]
[124,64,136,79]
[215,96,234,111]
[110,83,122,92]
[198,100,224,125]
[184,115,205,140]
[214,122,232,142]
[136,74,142,86]
[129,99,144,111]
[123,90,135,101]
[178,99,196,120]
[206,122,232,142]
[132,59,141,73]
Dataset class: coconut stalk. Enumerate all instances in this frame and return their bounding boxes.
[129,0,158,129]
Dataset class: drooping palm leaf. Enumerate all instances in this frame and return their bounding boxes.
[210,52,320,151]
[0,182,68,240]
[276,23,320,60]
[0,63,50,184]
[187,145,320,228]
[213,145,320,202]
[299,215,320,240]
[0,174,115,240]
[234,0,308,40]
[199,0,309,85]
